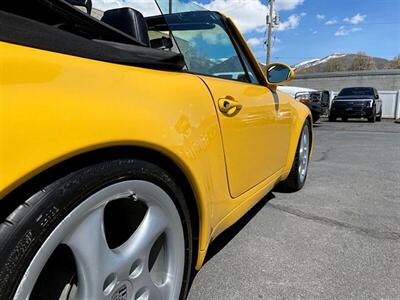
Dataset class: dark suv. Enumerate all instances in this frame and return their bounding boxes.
[329,87,382,122]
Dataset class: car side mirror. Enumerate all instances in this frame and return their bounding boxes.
[266,63,295,88]
[66,0,92,14]
[375,94,379,99]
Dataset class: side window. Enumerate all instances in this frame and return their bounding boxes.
[167,15,251,83]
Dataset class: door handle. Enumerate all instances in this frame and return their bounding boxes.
[218,98,243,116]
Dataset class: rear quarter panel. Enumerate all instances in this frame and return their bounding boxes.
[0,42,230,265]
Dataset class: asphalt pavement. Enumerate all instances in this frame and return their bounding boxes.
[188,118,400,300]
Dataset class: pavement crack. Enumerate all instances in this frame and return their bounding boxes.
[268,203,400,241]
[313,146,333,162]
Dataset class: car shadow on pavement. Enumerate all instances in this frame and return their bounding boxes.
[188,192,275,290]
[321,119,370,123]
[203,192,275,265]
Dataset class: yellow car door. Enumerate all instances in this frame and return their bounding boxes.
[199,76,291,197]
[156,11,292,198]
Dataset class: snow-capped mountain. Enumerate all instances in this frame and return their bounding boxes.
[295,53,347,70]
[294,58,320,69]
[293,53,390,73]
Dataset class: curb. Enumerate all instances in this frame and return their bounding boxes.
[395,119,400,124]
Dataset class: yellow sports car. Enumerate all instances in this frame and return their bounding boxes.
[0,0,312,299]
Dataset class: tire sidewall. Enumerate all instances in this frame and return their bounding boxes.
[289,120,311,190]
[297,121,311,187]
[0,159,192,300]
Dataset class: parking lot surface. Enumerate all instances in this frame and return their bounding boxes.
[188,119,400,299]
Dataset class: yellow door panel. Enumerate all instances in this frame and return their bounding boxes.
[199,76,292,198]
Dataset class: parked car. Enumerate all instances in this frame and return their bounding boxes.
[329,87,383,122]
[0,1,313,299]
[295,90,330,122]
[278,86,330,122]
[277,86,316,97]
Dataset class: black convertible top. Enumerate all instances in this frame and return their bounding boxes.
[0,4,185,71]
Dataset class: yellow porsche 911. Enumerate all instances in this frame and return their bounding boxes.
[0,0,313,299]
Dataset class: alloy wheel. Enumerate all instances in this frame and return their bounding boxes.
[13,180,185,300]
[298,124,310,183]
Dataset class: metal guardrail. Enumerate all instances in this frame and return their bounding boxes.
[295,69,400,80]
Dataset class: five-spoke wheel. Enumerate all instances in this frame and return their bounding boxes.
[0,160,193,300]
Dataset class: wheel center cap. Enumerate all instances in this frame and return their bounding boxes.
[111,281,132,300]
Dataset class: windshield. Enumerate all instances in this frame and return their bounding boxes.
[90,0,207,69]
[338,87,374,97]
[151,11,245,76]
[91,0,256,83]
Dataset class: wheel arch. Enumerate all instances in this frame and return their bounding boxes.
[282,106,313,180]
[0,145,201,269]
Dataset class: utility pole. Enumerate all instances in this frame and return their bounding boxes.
[266,0,274,67]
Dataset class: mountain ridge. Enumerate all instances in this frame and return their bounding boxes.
[293,53,391,73]
[258,53,398,74]
[294,53,347,70]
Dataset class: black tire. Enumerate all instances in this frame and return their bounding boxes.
[312,112,320,123]
[376,110,382,122]
[279,119,311,192]
[342,116,348,122]
[328,115,336,122]
[368,107,376,123]
[0,159,193,300]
